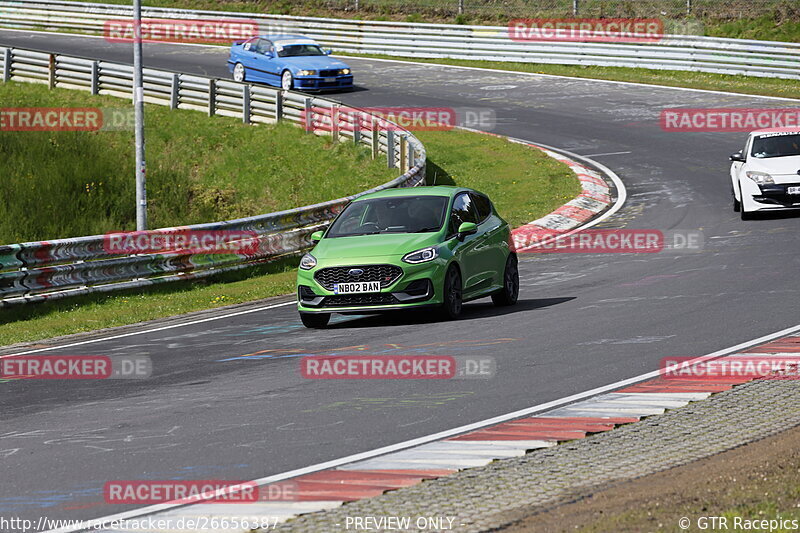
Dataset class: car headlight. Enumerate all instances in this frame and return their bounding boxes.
[746,171,774,184]
[340,68,351,75]
[299,253,317,270]
[297,70,316,76]
[402,247,438,264]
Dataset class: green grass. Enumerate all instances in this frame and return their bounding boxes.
[417,130,579,227]
[0,122,577,345]
[0,80,395,244]
[342,52,800,100]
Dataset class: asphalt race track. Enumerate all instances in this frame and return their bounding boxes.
[1,29,798,526]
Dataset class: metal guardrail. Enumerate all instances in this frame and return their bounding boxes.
[0,46,426,306]
[1,0,799,79]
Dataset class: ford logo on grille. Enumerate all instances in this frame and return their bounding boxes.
[348,268,364,276]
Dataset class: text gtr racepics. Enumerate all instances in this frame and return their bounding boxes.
[296,187,520,328]
[228,34,353,91]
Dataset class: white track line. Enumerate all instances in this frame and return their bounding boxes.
[47,323,800,533]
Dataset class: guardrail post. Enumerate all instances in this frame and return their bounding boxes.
[304,97,313,133]
[2,48,10,83]
[686,0,692,15]
[48,53,56,89]
[353,112,361,145]
[371,117,379,159]
[331,104,340,143]
[242,84,251,124]
[90,61,99,95]
[386,129,396,169]
[208,79,216,117]
[275,90,283,121]
[170,73,179,109]
[572,0,579,16]
[399,134,407,171]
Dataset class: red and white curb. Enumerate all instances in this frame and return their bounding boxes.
[100,333,800,533]
[509,142,614,253]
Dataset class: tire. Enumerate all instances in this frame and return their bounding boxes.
[732,185,740,212]
[233,63,246,83]
[281,70,294,91]
[492,254,519,307]
[440,265,463,320]
[300,312,330,329]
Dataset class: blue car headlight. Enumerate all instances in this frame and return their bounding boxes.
[339,68,351,75]
[402,247,438,264]
[297,70,317,77]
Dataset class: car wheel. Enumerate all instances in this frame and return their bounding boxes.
[281,70,294,91]
[233,63,246,83]
[300,312,330,329]
[732,185,740,212]
[440,265,463,320]
[492,254,519,307]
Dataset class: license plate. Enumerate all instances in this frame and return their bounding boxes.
[324,77,336,83]
[333,281,381,294]
[788,186,800,195]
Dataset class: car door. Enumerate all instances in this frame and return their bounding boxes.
[470,192,506,289]
[448,192,486,295]
[731,135,751,198]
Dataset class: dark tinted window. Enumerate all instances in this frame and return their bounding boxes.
[751,134,800,159]
[448,192,478,235]
[472,193,492,222]
[327,196,448,237]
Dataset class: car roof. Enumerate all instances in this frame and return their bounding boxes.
[259,34,316,43]
[750,129,800,136]
[353,186,474,201]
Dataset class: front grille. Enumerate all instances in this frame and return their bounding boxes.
[321,293,398,307]
[319,69,338,77]
[756,183,800,206]
[315,265,402,290]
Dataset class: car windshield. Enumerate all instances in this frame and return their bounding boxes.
[277,44,325,57]
[326,196,449,238]
[751,134,800,159]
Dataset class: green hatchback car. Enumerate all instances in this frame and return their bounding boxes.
[296,186,519,328]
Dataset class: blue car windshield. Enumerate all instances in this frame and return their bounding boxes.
[277,45,325,57]
[751,134,800,159]
[327,196,449,237]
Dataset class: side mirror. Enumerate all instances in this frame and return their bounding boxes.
[457,222,478,240]
[730,151,746,162]
[310,230,324,243]
[324,49,332,55]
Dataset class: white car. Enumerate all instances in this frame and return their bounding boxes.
[730,130,800,220]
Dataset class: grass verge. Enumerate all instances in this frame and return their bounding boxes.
[0,125,578,346]
[0,80,395,244]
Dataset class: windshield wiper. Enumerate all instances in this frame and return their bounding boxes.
[413,227,441,233]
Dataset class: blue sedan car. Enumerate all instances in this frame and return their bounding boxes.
[228,35,353,91]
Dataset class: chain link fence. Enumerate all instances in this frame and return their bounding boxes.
[243,0,799,20]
